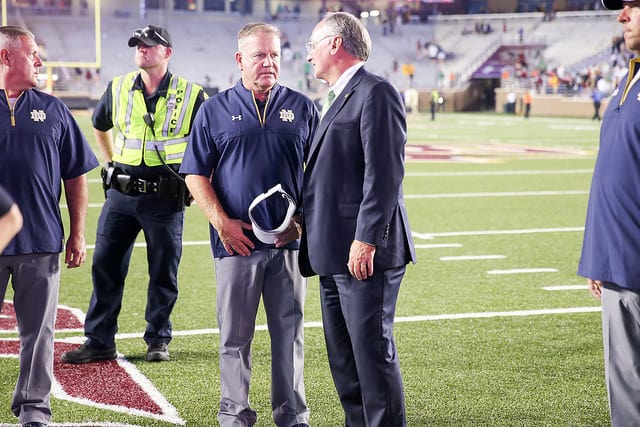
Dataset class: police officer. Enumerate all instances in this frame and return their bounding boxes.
[62,25,206,364]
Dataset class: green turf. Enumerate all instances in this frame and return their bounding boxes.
[0,112,610,426]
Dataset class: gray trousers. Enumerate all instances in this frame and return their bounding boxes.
[0,253,60,426]
[214,249,309,427]
[602,282,640,427]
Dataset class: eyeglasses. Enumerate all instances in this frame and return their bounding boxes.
[305,34,336,54]
[133,27,170,47]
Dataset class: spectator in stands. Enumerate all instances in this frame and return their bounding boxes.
[591,87,603,120]
[523,90,532,118]
[0,185,22,253]
[430,89,439,120]
[181,22,316,426]
[0,25,98,427]
[61,25,206,365]
[506,90,517,114]
[579,2,640,427]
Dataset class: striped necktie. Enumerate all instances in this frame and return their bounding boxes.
[320,89,335,118]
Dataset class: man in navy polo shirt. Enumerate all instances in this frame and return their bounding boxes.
[180,23,317,427]
[579,0,640,425]
[0,26,98,427]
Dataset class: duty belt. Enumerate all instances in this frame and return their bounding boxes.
[114,174,180,197]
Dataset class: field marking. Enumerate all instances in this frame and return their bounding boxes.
[413,226,583,240]
[405,190,588,199]
[543,285,589,291]
[83,228,583,249]
[440,255,505,261]
[406,169,592,177]
[415,243,463,249]
[488,268,558,275]
[53,307,602,343]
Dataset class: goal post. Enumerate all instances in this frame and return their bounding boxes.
[0,0,102,93]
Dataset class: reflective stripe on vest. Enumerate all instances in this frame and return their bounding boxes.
[111,71,202,166]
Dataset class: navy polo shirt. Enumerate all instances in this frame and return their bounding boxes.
[0,89,99,255]
[579,66,640,290]
[180,81,318,258]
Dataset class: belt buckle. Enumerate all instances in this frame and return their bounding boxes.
[134,178,148,193]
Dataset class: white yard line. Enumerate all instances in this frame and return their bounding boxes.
[56,306,598,341]
[543,285,589,291]
[405,190,588,199]
[488,268,558,275]
[406,169,592,177]
[440,255,506,261]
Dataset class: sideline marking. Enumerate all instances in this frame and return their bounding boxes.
[488,268,558,275]
[415,243,463,249]
[82,227,583,249]
[543,285,589,291]
[54,307,602,342]
[440,255,505,261]
[406,169,592,177]
[405,190,588,199]
[413,227,583,240]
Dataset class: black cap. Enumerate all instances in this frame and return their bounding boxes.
[128,25,172,48]
[601,0,627,10]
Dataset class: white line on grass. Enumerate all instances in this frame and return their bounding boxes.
[406,169,592,177]
[415,243,463,249]
[405,190,588,199]
[83,227,583,249]
[488,268,558,275]
[53,307,602,342]
[67,190,589,209]
[440,255,506,261]
[543,285,589,291]
[412,226,583,240]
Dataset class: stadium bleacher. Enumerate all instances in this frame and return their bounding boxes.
[2,1,629,113]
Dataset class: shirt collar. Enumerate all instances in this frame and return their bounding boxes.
[132,71,172,98]
[329,62,364,99]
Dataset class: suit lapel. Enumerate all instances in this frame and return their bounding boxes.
[307,68,367,166]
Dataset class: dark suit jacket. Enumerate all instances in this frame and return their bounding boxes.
[299,67,417,277]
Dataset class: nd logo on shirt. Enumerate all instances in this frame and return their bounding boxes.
[279,109,294,122]
[30,109,46,122]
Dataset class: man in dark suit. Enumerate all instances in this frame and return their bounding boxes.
[301,11,417,427]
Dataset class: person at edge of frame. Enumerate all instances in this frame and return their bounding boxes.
[578,1,640,426]
[0,25,99,427]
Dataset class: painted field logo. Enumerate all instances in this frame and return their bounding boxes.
[0,301,185,426]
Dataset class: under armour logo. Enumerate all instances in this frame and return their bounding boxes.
[232,115,242,121]
[30,110,46,122]
[279,109,294,122]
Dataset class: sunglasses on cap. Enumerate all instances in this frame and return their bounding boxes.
[130,26,171,48]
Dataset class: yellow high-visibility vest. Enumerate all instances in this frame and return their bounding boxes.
[111,71,203,167]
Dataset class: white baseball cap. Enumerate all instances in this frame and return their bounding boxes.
[248,184,297,244]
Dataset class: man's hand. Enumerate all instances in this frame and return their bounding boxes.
[348,240,376,281]
[64,234,87,268]
[274,214,302,248]
[218,218,255,256]
[587,279,602,301]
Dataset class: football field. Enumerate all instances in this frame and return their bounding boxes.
[0,111,609,426]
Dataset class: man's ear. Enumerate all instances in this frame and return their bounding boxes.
[235,52,243,70]
[330,35,343,53]
[0,48,10,66]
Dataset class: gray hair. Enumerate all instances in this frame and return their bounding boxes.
[322,12,370,61]
[237,22,281,48]
[0,26,35,50]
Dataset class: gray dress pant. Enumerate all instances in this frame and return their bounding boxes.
[602,282,640,427]
[214,249,309,427]
[0,253,60,426]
